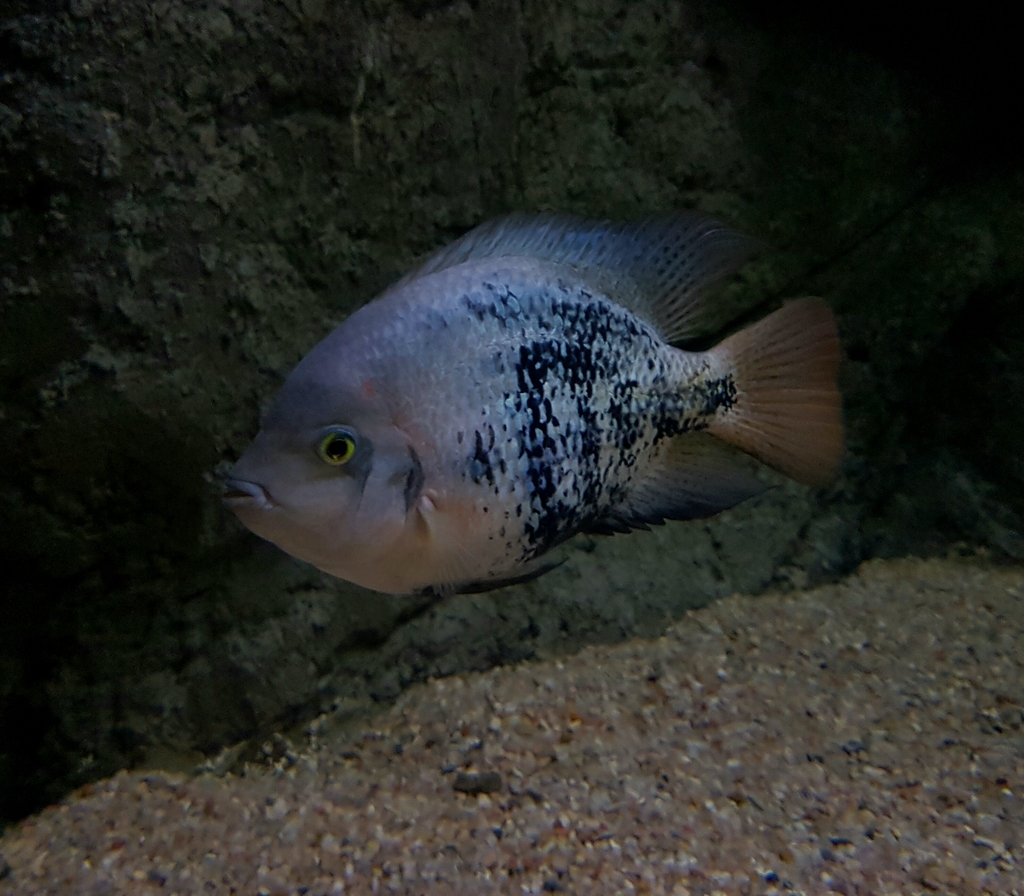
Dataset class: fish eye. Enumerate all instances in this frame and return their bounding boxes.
[318,428,357,466]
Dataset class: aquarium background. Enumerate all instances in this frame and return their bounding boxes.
[0,0,1020,824]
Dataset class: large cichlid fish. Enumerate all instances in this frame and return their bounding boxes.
[224,213,842,594]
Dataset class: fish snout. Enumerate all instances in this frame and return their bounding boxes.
[222,477,275,511]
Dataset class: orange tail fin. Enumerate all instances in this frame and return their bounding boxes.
[706,298,843,486]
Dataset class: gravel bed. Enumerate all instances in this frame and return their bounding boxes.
[2,557,1023,895]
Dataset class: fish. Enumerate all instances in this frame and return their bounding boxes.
[224,212,843,594]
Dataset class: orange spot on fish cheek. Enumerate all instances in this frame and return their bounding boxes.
[359,379,377,400]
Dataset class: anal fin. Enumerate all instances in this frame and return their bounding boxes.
[597,432,769,531]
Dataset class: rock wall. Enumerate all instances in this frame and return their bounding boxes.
[1,0,1021,822]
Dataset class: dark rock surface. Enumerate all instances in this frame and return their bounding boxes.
[1,0,1021,823]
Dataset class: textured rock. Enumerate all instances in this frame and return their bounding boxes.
[1,0,1022,822]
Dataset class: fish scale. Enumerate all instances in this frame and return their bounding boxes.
[399,271,732,570]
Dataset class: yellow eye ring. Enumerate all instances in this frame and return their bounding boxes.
[318,431,357,466]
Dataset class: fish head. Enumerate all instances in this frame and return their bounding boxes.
[223,338,423,587]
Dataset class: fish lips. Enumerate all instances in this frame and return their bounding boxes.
[222,477,276,511]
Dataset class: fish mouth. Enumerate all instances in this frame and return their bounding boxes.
[222,478,275,511]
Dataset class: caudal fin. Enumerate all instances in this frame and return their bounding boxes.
[706,298,843,486]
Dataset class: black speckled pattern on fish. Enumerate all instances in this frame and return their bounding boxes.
[457,278,730,563]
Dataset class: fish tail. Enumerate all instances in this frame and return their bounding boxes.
[704,298,843,486]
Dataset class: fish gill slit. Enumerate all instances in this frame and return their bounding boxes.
[404,446,425,512]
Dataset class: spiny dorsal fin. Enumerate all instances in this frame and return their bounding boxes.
[393,212,757,343]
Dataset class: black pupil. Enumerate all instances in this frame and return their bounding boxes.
[327,436,351,460]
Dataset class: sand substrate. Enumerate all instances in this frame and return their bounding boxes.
[2,557,1023,895]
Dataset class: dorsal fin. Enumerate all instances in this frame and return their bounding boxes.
[391,211,758,343]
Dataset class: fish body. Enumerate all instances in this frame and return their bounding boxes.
[225,214,842,594]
